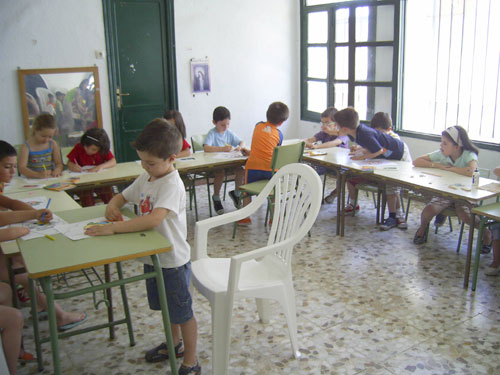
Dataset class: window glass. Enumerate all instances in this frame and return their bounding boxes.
[334,83,348,109]
[335,46,349,80]
[307,0,347,5]
[308,47,328,79]
[335,8,349,43]
[308,12,328,43]
[354,86,392,121]
[355,46,393,82]
[356,5,394,42]
[307,81,327,113]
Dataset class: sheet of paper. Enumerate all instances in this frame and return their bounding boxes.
[351,159,398,170]
[23,177,59,184]
[68,166,104,176]
[19,196,49,210]
[12,214,67,240]
[211,151,245,159]
[55,216,129,241]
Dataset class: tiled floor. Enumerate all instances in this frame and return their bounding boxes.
[17,179,500,375]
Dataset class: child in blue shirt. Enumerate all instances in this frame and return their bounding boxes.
[203,106,249,215]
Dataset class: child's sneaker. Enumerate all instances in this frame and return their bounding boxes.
[228,190,240,208]
[396,217,408,229]
[485,265,500,276]
[237,217,252,225]
[344,204,359,213]
[178,361,201,375]
[380,216,398,231]
[145,341,184,363]
[212,196,224,215]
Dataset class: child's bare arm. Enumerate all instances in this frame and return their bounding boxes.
[317,138,343,149]
[105,194,127,221]
[493,166,500,178]
[0,209,52,226]
[204,144,232,152]
[177,148,191,158]
[439,160,477,177]
[85,207,169,236]
[0,227,30,242]
[89,158,117,173]
[0,195,33,211]
[51,142,64,177]
[351,148,384,160]
[413,155,433,168]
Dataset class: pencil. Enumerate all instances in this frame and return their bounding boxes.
[421,171,442,177]
[45,234,56,241]
[40,198,52,222]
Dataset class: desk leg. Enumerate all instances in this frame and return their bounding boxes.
[6,257,18,308]
[472,217,486,291]
[340,171,347,237]
[39,276,61,375]
[151,254,178,375]
[464,212,475,288]
[28,278,43,371]
[116,262,134,346]
[104,264,115,340]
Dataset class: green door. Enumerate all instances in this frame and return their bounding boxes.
[103,0,177,162]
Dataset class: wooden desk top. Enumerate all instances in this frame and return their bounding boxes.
[304,147,500,204]
[18,206,172,278]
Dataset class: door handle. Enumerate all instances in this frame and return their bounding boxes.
[116,88,130,109]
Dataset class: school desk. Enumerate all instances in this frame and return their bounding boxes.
[470,201,500,291]
[303,147,500,288]
[18,205,179,375]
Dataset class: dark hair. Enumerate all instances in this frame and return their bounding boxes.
[80,128,111,156]
[321,107,338,121]
[370,112,392,130]
[32,113,56,135]
[266,102,289,124]
[442,125,479,155]
[132,118,182,159]
[213,106,231,122]
[334,107,359,129]
[48,93,54,99]
[164,110,187,139]
[0,140,17,161]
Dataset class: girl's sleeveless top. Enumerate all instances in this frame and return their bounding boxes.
[26,140,54,171]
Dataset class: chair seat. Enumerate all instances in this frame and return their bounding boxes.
[192,258,287,294]
[238,180,270,195]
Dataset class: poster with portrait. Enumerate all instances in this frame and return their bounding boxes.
[190,59,211,94]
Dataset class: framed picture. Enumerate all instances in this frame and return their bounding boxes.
[191,59,211,94]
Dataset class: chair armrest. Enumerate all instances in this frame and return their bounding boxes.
[193,193,273,261]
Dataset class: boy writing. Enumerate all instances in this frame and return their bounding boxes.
[335,108,409,230]
[203,106,249,215]
[84,120,200,375]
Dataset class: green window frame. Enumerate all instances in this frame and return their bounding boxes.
[301,0,401,124]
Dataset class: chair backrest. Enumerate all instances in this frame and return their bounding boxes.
[191,134,206,153]
[61,146,73,167]
[479,168,490,178]
[270,141,305,173]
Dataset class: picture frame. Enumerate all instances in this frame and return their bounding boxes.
[190,59,211,94]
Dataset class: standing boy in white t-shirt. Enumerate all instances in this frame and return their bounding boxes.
[85,119,200,375]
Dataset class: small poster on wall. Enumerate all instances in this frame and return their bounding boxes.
[191,59,211,94]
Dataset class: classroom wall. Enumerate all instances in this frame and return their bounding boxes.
[174,0,299,144]
[0,0,299,151]
[0,0,112,147]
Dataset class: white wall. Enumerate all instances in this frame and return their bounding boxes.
[174,0,299,144]
[0,0,112,147]
[0,0,299,150]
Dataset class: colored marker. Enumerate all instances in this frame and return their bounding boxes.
[40,198,51,223]
[45,234,56,241]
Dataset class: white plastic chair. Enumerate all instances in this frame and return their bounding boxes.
[0,332,9,375]
[191,163,322,375]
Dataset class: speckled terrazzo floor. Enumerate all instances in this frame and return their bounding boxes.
[17,178,500,375]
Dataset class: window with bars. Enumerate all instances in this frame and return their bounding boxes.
[402,0,500,146]
[301,0,400,123]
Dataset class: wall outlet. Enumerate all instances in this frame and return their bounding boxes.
[95,50,104,59]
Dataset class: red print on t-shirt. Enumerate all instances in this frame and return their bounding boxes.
[139,195,153,215]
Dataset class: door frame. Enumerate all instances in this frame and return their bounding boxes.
[102,0,178,161]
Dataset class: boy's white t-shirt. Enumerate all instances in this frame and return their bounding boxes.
[122,170,190,268]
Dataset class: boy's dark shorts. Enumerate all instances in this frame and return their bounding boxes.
[247,169,273,183]
[144,262,193,325]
